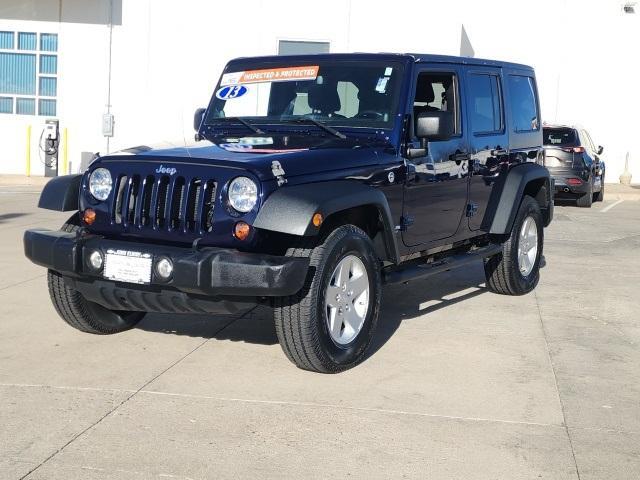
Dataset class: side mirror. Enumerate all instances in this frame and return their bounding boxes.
[597,145,604,155]
[415,111,454,144]
[193,108,206,132]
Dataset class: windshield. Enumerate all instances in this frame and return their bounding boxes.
[543,127,578,147]
[205,60,404,131]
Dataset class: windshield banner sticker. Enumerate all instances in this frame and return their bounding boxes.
[220,66,319,86]
[216,85,248,100]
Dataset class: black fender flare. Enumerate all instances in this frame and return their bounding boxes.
[254,180,400,263]
[489,163,553,235]
[38,174,82,211]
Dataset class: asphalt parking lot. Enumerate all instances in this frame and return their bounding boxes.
[1,183,639,480]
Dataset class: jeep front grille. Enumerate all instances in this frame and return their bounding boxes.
[112,174,217,234]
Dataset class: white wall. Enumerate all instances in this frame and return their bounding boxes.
[1,0,638,182]
[0,0,111,175]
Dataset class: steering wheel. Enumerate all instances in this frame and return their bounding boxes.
[355,110,384,120]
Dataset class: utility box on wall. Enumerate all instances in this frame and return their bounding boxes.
[102,113,114,137]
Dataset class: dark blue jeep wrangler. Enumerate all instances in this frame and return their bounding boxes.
[24,53,553,373]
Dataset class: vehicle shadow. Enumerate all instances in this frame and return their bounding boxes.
[554,199,577,207]
[137,255,540,362]
[365,262,489,360]
[137,306,277,345]
[0,213,27,223]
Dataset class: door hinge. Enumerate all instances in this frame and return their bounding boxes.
[271,160,287,186]
[466,203,479,217]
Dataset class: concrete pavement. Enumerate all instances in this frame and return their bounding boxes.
[1,184,639,479]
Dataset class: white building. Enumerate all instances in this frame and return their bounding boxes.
[1,0,638,181]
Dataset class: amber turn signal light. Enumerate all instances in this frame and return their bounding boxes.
[233,221,251,241]
[312,212,323,228]
[83,208,96,225]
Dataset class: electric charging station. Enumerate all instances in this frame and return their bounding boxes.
[41,119,60,177]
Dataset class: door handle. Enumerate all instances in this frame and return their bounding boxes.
[450,152,470,163]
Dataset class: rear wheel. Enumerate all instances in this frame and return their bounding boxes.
[273,225,381,373]
[576,181,593,208]
[594,176,604,202]
[484,196,543,295]
[47,215,145,334]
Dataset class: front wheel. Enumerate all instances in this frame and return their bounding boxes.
[273,225,382,373]
[47,215,145,334]
[48,271,145,334]
[484,195,543,295]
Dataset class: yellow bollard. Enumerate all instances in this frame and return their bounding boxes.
[26,125,31,177]
[63,128,68,175]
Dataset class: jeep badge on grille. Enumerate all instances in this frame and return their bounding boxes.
[155,165,177,175]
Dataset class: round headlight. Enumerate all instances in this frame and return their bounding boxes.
[89,168,112,201]
[228,176,258,213]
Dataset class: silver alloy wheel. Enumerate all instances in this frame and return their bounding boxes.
[518,215,539,276]
[324,254,370,346]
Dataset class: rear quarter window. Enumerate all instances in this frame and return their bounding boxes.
[543,128,577,146]
[468,74,503,134]
[508,75,539,132]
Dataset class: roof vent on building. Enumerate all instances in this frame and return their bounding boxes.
[623,2,636,13]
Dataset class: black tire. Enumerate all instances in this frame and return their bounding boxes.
[576,181,593,208]
[484,196,543,296]
[47,215,145,334]
[594,176,604,202]
[273,225,382,373]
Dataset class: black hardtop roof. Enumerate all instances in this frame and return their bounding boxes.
[226,52,534,72]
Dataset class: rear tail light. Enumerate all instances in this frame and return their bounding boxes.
[562,146,585,153]
[566,178,583,186]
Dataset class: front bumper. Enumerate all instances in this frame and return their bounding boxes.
[24,228,309,313]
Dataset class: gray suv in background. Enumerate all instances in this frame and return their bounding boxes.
[542,124,605,207]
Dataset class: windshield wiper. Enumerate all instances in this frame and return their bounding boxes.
[213,117,265,135]
[284,118,346,139]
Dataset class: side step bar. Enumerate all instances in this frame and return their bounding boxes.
[383,243,503,285]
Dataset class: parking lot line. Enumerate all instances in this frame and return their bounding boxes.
[600,199,624,213]
[140,390,566,429]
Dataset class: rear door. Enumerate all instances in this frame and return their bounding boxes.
[464,67,508,231]
[504,71,542,162]
[543,127,580,170]
[580,129,597,167]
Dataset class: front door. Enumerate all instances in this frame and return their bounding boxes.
[464,67,509,231]
[402,66,470,247]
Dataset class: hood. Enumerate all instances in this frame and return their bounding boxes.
[99,136,385,182]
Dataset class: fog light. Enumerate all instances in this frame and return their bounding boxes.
[88,250,103,270]
[83,208,96,225]
[233,221,251,241]
[156,257,173,280]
